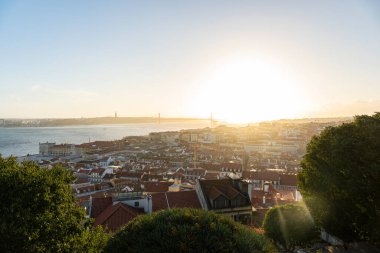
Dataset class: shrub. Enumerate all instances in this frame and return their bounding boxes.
[263,203,319,252]
[105,208,277,253]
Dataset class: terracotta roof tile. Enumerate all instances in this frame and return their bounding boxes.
[279,174,298,186]
[93,203,144,232]
[151,192,168,212]
[203,172,219,180]
[226,186,240,199]
[120,171,143,179]
[151,190,201,212]
[90,196,113,218]
[167,191,202,209]
[143,181,173,193]
[90,168,105,175]
[276,189,295,201]
[141,174,164,181]
[76,185,96,194]
[242,171,280,181]
[199,179,250,209]
[75,177,90,184]
[75,191,112,204]
[77,169,91,174]
[208,186,223,200]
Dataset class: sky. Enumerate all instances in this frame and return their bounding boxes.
[0,0,379,123]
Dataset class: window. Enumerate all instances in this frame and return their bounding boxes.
[214,197,229,209]
[134,201,139,207]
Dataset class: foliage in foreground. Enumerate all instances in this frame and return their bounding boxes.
[0,156,108,253]
[105,208,277,253]
[298,113,380,245]
[263,203,319,252]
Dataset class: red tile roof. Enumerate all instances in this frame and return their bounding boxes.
[75,191,112,204]
[279,174,298,186]
[143,181,173,193]
[198,179,250,209]
[77,169,91,174]
[242,171,280,181]
[76,185,96,194]
[141,174,164,182]
[120,171,143,179]
[90,196,113,218]
[251,190,273,207]
[151,192,167,212]
[110,178,130,187]
[93,203,144,232]
[276,189,295,201]
[252,190,266,199]
[203,172,219,180]
[226,185,240,199]
[90,168,105,175]
[251,189,294,208]
[151,190,201,212]
[208,187,224,200]
[75,177,90,184]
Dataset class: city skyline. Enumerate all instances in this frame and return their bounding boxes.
[1,1,380,123]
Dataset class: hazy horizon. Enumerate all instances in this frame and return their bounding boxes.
[1,1,379,123]
[0,114,357,124]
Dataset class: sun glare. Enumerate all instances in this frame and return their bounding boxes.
[190,56,307,124]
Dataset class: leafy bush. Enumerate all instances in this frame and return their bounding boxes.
[0,156,107,253]
[105,208,277,253]
[263,203,319,252]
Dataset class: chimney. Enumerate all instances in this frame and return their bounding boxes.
[145,194,152,214]
[88,195,93,218]
[247,183,253,201]
[263,183,269,193]
[240,181,248,194]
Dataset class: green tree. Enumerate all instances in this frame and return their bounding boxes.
[298,113,380,245]
[263,203,319,252]
[0,156,108,253]
[105,208,277,253]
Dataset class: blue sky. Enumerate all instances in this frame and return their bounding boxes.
[0,0,379,121]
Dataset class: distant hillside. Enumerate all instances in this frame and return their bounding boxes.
[266,117,354,124]
[38,117,208,127]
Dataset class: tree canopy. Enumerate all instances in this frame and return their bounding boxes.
[105,208,277,253]
[263,203,319,252]
[0,156,107,253]
[298,113,380,244]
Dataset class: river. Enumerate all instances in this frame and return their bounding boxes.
[0,122,210,157]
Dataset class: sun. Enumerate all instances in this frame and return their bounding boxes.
[189,56,307,124]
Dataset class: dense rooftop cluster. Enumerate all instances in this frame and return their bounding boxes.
[17,121,336,232]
